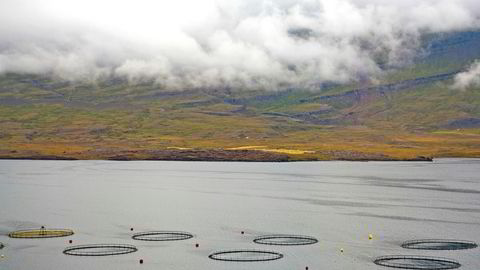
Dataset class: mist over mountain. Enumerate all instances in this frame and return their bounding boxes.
[1,0,480,90]
[454,61,480,89]
[1,0,480,161]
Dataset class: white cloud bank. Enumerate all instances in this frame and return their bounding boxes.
[453,61,480,90]
[0,0,479,90]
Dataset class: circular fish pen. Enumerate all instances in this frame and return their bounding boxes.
[253,234,318,246]
[401,239,478,250]
[132,231,193,241]
[9,228,74,239]
[374,255,461,270]
[209,249,283,262]
[63,244,138,256]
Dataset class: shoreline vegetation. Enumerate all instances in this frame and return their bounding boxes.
[1,126,478,162]
[0,148,436,162]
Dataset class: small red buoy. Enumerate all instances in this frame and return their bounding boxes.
[69,240,73,244]
[139,259,143,264]
[195,243,199,248]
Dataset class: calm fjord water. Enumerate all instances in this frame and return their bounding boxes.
[0,159,479,269]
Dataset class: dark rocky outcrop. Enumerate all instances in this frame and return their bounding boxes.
[106,149,290,162]
[302,71,459,104]
[446,118,480,129]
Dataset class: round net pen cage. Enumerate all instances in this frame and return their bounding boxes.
[9,228,74,239]
[253,234,318,246]
[63,244,138,256]
[209,249,283,262]
[132,231,193,241]
[401,239,478,250]
[373,255,461,270]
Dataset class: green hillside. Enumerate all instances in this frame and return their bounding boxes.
[1,31,480,161]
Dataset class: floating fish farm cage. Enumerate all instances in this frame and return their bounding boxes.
[132,231,193,241]
[9,228,74,238]
[63,244,138,256]
[401,239,478,250]
[208,249,283,262]
[253,234,318,246]
[373,255,461,270]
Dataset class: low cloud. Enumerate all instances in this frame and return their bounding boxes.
[453,61,480,90]
[0,0,479,90]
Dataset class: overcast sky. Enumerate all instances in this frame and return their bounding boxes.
[0,0,479,90]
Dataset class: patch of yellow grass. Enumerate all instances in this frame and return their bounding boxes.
[261,149,316,155]
[227,145,315,155]
[167,146,193,150]
[227,146,266,150]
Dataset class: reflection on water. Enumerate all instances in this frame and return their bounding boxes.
[0,159,479,270]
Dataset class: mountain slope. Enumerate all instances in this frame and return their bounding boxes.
[1,31,480,161]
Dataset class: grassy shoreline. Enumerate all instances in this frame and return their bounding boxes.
[0,148,437,162]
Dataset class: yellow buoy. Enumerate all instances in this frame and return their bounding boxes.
[368,234,373,240]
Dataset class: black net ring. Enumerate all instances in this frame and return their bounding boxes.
[63,244,138,256]
[209,249,283,262]
[132,231,193,241]
[253,234,318,246]
[374,255,461,270]
[401,239,478,250]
